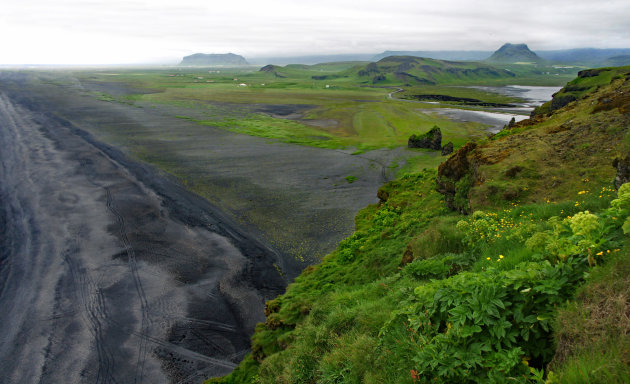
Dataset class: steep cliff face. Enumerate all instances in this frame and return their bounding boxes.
[437,67,630,214]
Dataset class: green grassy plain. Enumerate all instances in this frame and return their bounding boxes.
[74,58,577,154]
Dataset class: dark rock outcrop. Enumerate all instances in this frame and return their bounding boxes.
[408,126,442,150]
[259,64,277,72]
[372,74,386,83]
[358,62,380,76]
[441,142,454,156]
[436,142,478,213]
[259,65,286,78]
[613,154,630,189]
[577,68,606,78]
[551,94,577,110]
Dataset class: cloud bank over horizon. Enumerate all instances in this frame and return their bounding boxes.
[1,0,629,64]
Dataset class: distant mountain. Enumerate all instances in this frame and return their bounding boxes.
[486,43,544,63]
[247,54,374,66]
[372,50,492,62]
[603,55,630,67]
[179,53,249,66]
[352,56,515,85]
[537,48,630,65]
[222,48,630,67]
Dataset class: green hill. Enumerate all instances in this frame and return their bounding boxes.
[208,67,630,383]
[486,43,544,64]
[352,56,516,85]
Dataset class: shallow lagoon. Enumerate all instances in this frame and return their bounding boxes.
[417,85,562,132]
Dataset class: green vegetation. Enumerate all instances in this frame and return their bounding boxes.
[208,68,630,382]
[64,62,630,382]
[73,56,578,153]
[549,244,630,383]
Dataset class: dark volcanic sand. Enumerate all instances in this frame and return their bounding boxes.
[0,71,410,383]
[0,89,286,382]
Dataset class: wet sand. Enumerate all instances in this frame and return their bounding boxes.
[0,71,406,382]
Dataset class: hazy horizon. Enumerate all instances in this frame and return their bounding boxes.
[2,0,629,65]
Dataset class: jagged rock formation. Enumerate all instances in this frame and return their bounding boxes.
[486,43,543,63]
[408,126,442,150]
[180,53,248,66]
[614,154,630,189]
[436,142,478,213]
[441,141,454,156]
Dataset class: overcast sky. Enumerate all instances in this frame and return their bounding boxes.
[1,0,629,64]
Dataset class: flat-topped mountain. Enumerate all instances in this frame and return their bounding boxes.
[179,53,248,66]
[486,43,544,63]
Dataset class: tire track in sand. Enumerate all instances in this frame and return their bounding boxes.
[63,242,119,384]
[104,187,151,383]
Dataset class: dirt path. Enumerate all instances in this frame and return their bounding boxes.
[0,91,283,383]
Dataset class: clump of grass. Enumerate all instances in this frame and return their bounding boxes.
[345,175,357,183]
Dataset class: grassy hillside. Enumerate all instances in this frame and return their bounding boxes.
[352,56,516,86]
[208,68,630,383]
[532,66,630,116]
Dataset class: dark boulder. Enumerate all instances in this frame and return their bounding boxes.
[408,126,442,150]
[441,141,454,156]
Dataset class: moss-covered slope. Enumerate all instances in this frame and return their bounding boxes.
[209,67,630,383]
